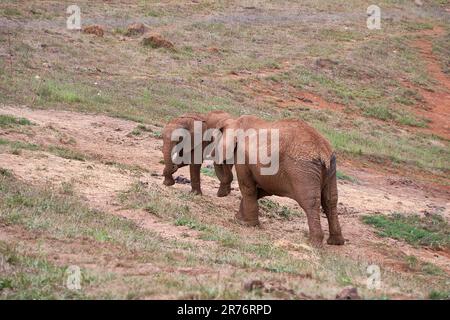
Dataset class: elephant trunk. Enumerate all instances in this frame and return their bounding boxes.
[162,140,177,186]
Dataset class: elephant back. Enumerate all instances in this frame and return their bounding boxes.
[277,119,334,170]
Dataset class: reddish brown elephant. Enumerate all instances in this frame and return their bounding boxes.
[215,115,344,247]
[162,111,234,196]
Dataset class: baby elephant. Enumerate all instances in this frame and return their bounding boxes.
[215,115,345,247]
[162,111,234,196]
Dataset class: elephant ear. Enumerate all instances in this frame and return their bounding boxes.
[215,118,237,164]
[178,114,206,150]
[205,111,233,129]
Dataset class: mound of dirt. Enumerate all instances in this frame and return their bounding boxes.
[336,287,361,300]
[125,23,146,36]
[142,33,174,49]
[82,25,104,37]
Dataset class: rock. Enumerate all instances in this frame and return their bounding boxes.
[207,47,220,53]
[243,279,264,291]
[336,287,361,300]
[125,23,146,36]
[82,25,104,37]
[315,58,338,69]
[414,0,423,6]
[174,175,190,184]
[142,33,174,49]
[297,96,313,103]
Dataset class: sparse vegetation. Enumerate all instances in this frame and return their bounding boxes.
[362,213,450,249]
[0,115,32,128]
[200,167,216,177]
[0,0,449,300]
[0,138,87,161]
[258,198,302,220]
[336,170,357,183]
[0,242,85,299]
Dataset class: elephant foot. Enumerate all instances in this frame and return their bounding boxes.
[327,234,345,245]
[308,233,324,248]
[234,214,259,227]
[217,184,231,197]
[190,188,202,196]
[163,177,175,186]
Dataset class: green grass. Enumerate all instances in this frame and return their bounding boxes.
[0,175,163,253]
[0,167,13,177]
[37,82,83,103]
[0,138,40,151]
[362,213,450,249]
[404,255,445,276]
[336,170,357,183]
[1,7,22,17]
[200,167,216,177]
[0,242,85,299]
[313,120,449,174]
[429,290,450,300]
[433,32,450,75]
[47,145,86,161]
[258,198,302,220]
[34,80,112,107]
[0,115,32,128]
[0,137,87,161]
[129,124,153,136]
[363,105,394,121]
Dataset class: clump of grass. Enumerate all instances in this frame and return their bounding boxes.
[395,111,427,128]
[37,82,83,103]
[0,167,13,177]
[0,115,32,128]
[1,7,22,17]
[129,124,153,136]
[151,130,162,139]
[336,170,357,183]
[363,105,394,121]
[121,182,190,219]
[433,34,450,75]
[404,255,445,276]
[0,138,40,151]
[60,181,75,196]
[47,146,86,161]
[200,167,216,177]
[0,138,87,161]
[362,213,450,249]
[429,290,450,300]
[259,198,302,220]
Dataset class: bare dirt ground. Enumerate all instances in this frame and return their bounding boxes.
[411,26,450,139]
[0,0,449,299]
[1,105,449,281]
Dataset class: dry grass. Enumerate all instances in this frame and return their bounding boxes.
[0,0,449,299]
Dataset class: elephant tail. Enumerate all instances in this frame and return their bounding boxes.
[320,153,336,186]
[321,153,337,216]
[327,153,336,180]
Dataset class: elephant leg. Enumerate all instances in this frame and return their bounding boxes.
[295,190,324,247]
[214,164,233,197]
[163,163,189,186]
[235,167,259,226]
[189,164,202,195]
[321,173,344,245]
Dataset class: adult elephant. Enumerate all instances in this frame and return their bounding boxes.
[215,115,344,247]
[162,111,234,196]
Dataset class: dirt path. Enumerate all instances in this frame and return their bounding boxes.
[0,105,449,275]
[411,27,450,140]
